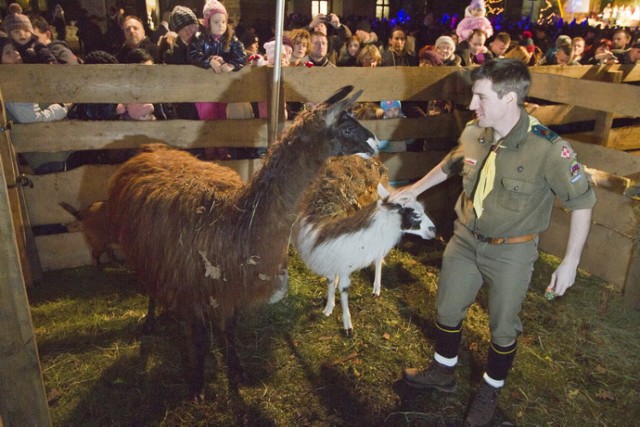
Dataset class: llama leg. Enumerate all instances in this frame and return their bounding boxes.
[223,310,247,384]
[322,275,339,316]
[372,257,383,297]
[339,276,354,336]
[189,317,210,402]
[142,296,156,335]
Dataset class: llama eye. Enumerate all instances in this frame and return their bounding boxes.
[343,126,353,136]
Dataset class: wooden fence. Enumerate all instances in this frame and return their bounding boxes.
[0,63,639,426]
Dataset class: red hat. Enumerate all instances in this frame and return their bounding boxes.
[520,31,535,53]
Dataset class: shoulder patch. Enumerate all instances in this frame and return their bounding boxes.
[531,124,560,143]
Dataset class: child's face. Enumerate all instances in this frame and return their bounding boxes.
[209,13,227,36]
[347,40,360,57]
[2,44,22,64]
[32,28,51,45]
[470,7,484,17]
[384,106,401,118]
[292,40,307,58]
[10,28,32,46]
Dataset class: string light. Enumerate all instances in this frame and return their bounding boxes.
[486,0,504,16]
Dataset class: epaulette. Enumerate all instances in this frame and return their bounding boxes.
[530,124,560,143]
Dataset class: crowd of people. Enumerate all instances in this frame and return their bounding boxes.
[0,0,638,169]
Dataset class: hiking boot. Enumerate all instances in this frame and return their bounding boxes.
[464,382,501,426]
[403,360,457,392]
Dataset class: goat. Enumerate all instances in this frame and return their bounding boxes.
[107,86,378,401]
[58,201,119,267]
[295,157,436,336]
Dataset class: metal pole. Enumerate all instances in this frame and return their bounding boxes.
[269,0,286,145]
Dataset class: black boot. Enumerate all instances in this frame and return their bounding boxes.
[464,381,501,426]
[403,359,457,392]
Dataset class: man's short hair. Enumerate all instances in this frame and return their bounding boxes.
[494,32,511,45]
[470,58,531,105]
[31,16,51,33]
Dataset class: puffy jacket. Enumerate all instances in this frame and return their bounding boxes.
[188,33,246,71]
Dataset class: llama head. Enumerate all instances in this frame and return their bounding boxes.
[320,86,379,157]
[377,183,436,240]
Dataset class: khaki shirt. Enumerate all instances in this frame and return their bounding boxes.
[442,108,596,237]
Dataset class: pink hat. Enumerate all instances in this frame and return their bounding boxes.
[470,0,486,10]
[203,0,227,27]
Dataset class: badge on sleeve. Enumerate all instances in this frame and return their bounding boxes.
[464,158,477,166]
[570,159,582,182]
[561,146,572,159]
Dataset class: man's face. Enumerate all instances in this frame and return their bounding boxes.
[123,18,145,48]
[556,48,571,65]
[309,34,327,60]
[9,28,31,46]
[178,23,198,43]
[2,43,22,64]
[469,78,512,130]
[629,47,640,63]
[313,22,327,36]
[612,31,629,49]
[388,31,406,53]
[469,33,486,55]
[209,13,227,36]
[490,39,508,57]
[32,28,51,45]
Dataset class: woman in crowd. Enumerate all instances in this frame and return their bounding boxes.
[381,26,417,66]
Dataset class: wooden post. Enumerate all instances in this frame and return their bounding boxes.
[593,70,623,147]
[0,139,51,426]
[0,130,42,287]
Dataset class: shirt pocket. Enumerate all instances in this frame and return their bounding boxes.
[497,177,538,212]
[461,163,480,196]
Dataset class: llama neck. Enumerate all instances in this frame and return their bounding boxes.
[234,130,331,247]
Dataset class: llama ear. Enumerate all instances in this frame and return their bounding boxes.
[323,85,354,105]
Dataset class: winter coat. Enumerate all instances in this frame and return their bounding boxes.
[188,33,247,71]
[15,35,57,64]
[381,49,418,66]
[48,40,80,64]
[116,37,159,63]
[456,16,494,42]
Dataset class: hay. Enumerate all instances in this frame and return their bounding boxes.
[29,242,640,425]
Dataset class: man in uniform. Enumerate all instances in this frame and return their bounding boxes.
[392,59,595,425]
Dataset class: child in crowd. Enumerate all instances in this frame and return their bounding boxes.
[378,100,408,152]
[31,16,79,64]
[3,11,57,63]
[456,0,493,42]
[1,37,69,173]
[337,35,362,66]
[188,0,247,120]
[288,28,311,66]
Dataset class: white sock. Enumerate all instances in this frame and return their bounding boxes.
[483,372,504,389]
[434,352,458,367]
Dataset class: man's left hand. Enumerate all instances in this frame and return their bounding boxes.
[546,260,578,297]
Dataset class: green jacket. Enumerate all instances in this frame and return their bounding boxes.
[442,108,596,237]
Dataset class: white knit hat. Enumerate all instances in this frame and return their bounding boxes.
[435,36,456,51]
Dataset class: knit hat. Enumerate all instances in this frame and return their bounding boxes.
[263,36,293,65]
[380,100,401,112]
[3,12,33,34]
[435,35,456,51]
[169,6,198,32]
[418,47,444,66]
[203,0,227,27]
[7,3,22,14]
[469,0,486,10]
[555,35,572,49]
[520,31,535,53]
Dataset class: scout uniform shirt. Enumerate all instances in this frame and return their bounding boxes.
[441,108,596,238]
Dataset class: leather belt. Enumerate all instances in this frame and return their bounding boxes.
[472,231,537,245]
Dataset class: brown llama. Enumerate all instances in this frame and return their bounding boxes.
[107,86,378,401]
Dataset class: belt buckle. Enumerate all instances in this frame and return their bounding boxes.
[474,232,491,243]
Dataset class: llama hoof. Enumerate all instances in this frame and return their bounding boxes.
[343,328,354,338]
[371,292,381,298]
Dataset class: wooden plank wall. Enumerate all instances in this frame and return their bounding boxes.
[0,64,639,294]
